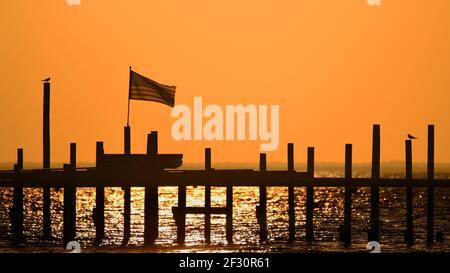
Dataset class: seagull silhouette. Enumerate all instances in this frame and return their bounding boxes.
[407,134,417,140]
[42,77,50,82]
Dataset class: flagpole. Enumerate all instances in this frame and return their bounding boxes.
[127,66,132,126]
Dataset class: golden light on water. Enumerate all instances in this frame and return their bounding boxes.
[0,183,449,252]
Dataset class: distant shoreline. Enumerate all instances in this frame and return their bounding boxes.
[2,161,450,173]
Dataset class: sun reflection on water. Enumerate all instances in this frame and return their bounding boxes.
[0,172,449,252]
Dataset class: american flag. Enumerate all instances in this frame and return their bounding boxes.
[129,69,176,107]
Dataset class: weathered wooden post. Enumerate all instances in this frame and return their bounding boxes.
[177,185,187,245]
[145,131,159,245]
[222,145,233,243]
[17,148,23,170]
[63,143,77,245]
[343,144,352,247]
[287,143,295,242]
[370,124,380,242]
[258,153,268,242]
[405,139,414,246]
[307,147,315,177]
[43,81,50,168]
[124,126,131,154]
[95,141,105,245]
[306,147,314,242]
[123,125,131,245]
[204,148,211,244]
[145,184,159,245]
[427,124,434,245]
[226,185,233,243]
[43,80,51,239]
[70,143,76,168]
[12,148,24,244]
[148,131,158,154]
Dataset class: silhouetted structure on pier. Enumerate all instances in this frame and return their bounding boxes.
[0,124,448,247]
[43,81,51,239]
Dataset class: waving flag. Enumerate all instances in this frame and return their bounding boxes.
[129,69,176,107]
[126,67,176,125]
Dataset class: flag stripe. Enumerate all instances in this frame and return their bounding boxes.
[130,94,170,102]
[131,85,176,92]
[130,95,174,106]
[131,87,175,96]
[130,91,174,106]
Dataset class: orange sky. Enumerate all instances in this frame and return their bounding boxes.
[1,0,450,166]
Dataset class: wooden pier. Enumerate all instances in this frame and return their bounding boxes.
[0,124,449,247]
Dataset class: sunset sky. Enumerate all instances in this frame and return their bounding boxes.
[1,0,449,166]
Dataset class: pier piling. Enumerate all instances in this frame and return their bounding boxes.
[369,124,380,242]
[17,148,23,170]
[63,143,77,245]
[177,185,187,245]
[343,144,352,246]
[306,147,314,242]
[226,185,233,243]
[95,142,105,245]
[258,153,268,242]
[204,148,211,244]
[144,132,159,245]
[225,145,234,243]
[43,81,51,239]
[144,186,158,245]
[405,139,414,246]
[288,143,295,242]
[12,148,24,244]
[427,125,435,245]
[123,125,131,245]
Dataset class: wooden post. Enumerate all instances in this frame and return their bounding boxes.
[42,188,51,239]
[43,81,51,239]
[95,141,105,245]
[306,147,314,242]
[177,185,187,245]
[124,126,131,154]
[224,143,233,243]
[144,185,158,245]
[17,148,23,170]
[405,139,414,246]
[12,148,24,244]
[370,124,380,242]
[226,185,233,243]
[343,144,352,247]
[147,131,158,155]
[287,143,295,242]
[204,148,211,244]
[307,147,314,177]
[70,143,76,168]
[258,153,267,242]
[427,124,434,245]
[43,82,50,168]
[63,143,76,245]
[123,126,131,245]
[144,132,159,245]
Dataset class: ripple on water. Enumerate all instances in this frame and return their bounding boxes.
[0,172,449,252]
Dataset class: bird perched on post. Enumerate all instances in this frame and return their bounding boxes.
[407,134,417,140]
[42,77,50,82]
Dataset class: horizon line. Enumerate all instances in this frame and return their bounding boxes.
[2,160,450,167]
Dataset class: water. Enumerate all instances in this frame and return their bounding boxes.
[0,170,449,253]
